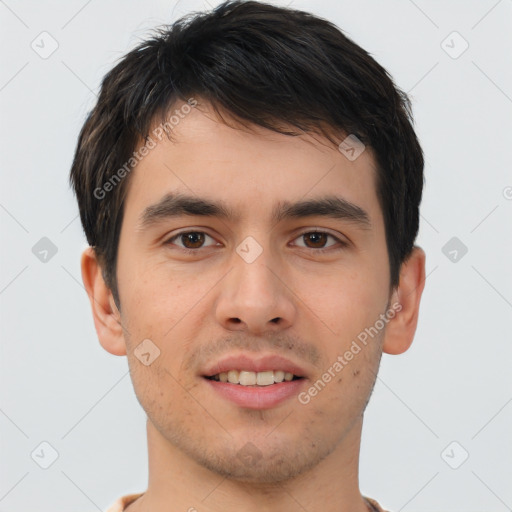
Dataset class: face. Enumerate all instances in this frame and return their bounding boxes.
[114,100,392,483]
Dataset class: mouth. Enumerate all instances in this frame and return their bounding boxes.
[201,354,308,409]
[205,369,304,386]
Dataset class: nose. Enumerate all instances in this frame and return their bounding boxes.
[214,248,297,335]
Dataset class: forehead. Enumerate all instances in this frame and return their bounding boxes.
[123,103,382,228]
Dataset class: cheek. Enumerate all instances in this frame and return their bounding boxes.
[127,354,193,429]
[119,262,217,389]
[120,259,204,332]
[291,261,388,341]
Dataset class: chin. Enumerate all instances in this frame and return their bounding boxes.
[187,440,333,484]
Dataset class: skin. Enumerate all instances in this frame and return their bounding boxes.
[81,100,425,512]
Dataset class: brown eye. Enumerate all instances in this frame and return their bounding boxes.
[180,232,205,249]
[293,231,341,251]
[166,231,217,251]
[302,232,329,248]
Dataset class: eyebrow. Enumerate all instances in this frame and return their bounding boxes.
[137,192,371,230]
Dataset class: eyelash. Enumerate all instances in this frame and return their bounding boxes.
[164,230,348,254]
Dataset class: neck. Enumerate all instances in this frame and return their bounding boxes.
[128,416,371,512]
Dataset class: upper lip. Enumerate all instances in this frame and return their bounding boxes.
[202,354,308,378]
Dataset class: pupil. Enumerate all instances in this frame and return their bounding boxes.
[306,232,326,248]
[183,232,204,248]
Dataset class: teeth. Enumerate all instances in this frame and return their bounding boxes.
[274,370,285,383]
[212,370,299,386]
[256,370,274,386]
[227,370,239,384]
[239,371,257,385]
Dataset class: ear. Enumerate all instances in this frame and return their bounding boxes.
[382,246,426,355]
[81,247,127,356]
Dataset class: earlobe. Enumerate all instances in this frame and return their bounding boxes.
[382,246,426,355]
[80,247,127,356]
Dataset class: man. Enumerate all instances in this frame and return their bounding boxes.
[70,1,426,511]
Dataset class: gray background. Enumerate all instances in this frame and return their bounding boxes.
[1,0,511,511]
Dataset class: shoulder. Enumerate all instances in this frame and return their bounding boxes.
[105,492,145,512]
[364,496,391,512]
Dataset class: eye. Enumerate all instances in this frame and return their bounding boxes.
[165,231,219,251]
[292,230,346,252]
[164,229,347,254]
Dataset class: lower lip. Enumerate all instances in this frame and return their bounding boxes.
[204,377,306,410]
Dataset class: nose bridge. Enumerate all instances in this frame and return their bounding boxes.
[215,235,296,333]
[234,255,277,308]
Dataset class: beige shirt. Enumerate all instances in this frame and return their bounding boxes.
[105,492,389,511]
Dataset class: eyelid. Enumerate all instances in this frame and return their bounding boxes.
[165,229,219,249]
[290,229,348,249]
